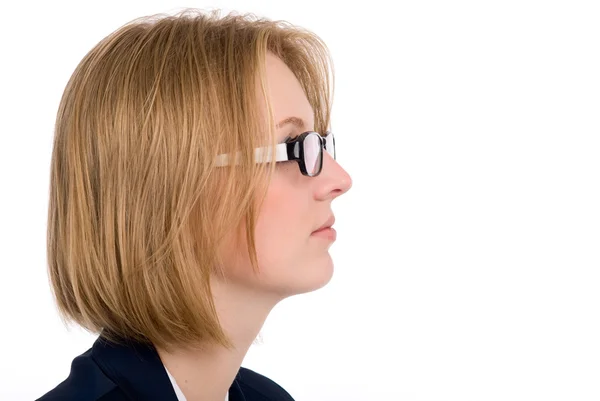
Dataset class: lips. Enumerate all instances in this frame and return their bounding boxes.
[312,215,335,233]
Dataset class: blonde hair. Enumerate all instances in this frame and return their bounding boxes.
[47,8,334,351]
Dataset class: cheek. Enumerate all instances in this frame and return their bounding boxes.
[255,177,308,260]
[219,175,311,283]
[258,185,298,236]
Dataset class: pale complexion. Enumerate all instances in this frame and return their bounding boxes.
[156,52,352,401]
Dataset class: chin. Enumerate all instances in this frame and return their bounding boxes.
[278,254,335,297]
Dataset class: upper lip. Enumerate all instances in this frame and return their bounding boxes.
[313,215,335,232]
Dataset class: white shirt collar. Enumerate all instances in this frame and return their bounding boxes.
[165,366,229,401]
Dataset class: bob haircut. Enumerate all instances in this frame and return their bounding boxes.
[47,8,334,351]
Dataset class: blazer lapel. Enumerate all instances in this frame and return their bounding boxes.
[91,335,179,401]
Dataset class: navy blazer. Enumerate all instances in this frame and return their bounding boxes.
[37,335,295,400]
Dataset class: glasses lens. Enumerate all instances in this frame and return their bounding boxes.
[304,133,322,176]
[324,132,335,159]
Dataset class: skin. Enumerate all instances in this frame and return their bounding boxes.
[156,52,352,401]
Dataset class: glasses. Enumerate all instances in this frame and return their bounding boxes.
[215,131,335,177]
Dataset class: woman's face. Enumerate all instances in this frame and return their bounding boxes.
[218,52,352,299]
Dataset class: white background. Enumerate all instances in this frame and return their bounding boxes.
[1,1,599,400]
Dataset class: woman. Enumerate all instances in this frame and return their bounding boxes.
[38,8,351,401]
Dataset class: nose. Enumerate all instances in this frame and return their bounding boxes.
[313,151,352,201]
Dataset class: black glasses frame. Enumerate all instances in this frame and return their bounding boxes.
[282,131,335,177]
[214,130,336,177]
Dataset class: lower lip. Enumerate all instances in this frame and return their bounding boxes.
[311,227,337,241]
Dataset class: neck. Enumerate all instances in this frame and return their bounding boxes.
[156,275,284,401]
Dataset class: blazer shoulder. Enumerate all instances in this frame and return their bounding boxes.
[36,348,120,401]
[236,367,295,401]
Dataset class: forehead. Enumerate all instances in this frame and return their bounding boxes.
[264,53,314,131]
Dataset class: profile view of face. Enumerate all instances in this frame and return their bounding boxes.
[217,52,352,300]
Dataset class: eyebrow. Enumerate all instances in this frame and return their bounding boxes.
[276,116,305,130]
